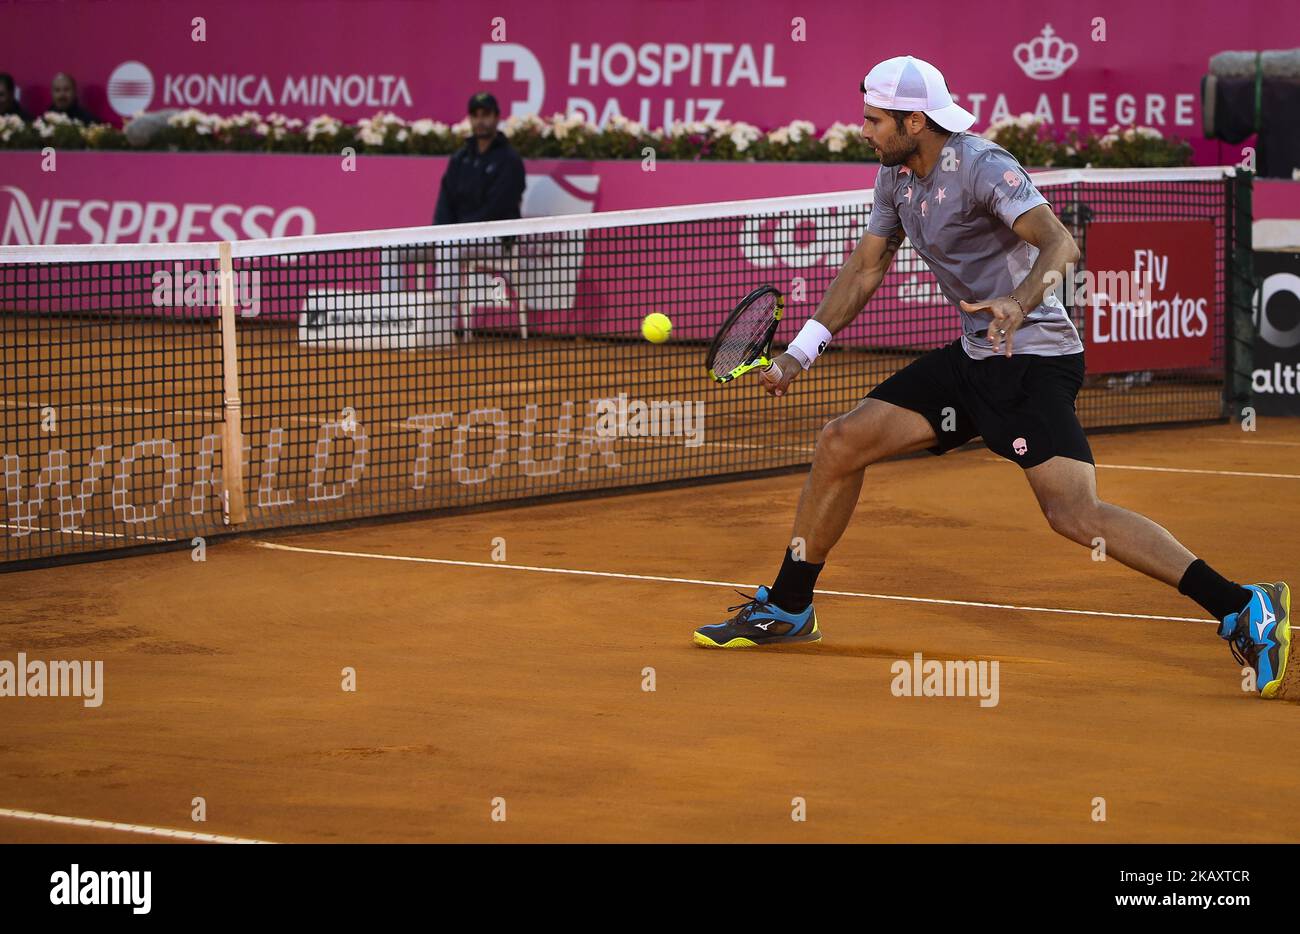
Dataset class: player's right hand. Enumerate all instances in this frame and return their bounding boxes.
[759,352,801,398]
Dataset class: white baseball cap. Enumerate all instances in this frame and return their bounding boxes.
[862,55,975,133]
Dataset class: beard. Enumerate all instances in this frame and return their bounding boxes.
[878,135,919,167]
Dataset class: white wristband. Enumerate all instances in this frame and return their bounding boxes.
[786,319,833,370]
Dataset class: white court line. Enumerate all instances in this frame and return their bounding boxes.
[0,807,275,844]
[1098,463,1300,480]
[1205,438,1300,448]
[983,456,1300,480]
[253,540,1212,624]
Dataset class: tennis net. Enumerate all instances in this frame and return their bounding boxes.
[0,165,1250,567]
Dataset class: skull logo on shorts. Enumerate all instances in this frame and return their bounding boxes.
[1012,437,1028,456]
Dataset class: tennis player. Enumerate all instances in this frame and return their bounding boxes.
[694,56,1292,699]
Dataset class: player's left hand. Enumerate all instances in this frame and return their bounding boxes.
[960,297,1027,358]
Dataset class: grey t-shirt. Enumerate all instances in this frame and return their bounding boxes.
[867,132,1082,359]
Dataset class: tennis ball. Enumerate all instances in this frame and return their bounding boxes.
[641,312,672,344]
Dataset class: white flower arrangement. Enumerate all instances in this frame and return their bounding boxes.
[726,121,761,152]
[1098,124,1165,149]
[262,113,302,140]
[551,112,591,141]
[1124,125,1164,141]
[764,119,816,148]
[786,119,815,144]
[0,106,1190,167]
[666,120,712,139]
[501,113,549,138]
[354,112,408,145]
[604,113,646,135]
[210,112,275,138]
[305,115,344,141]
[167,108,229,138]
[820,121,860,154]
[983,112,1043,139]
[0,113,27,141]
[409,118,447,137]
[169,108,212,128]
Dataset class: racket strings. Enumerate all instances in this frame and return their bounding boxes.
[712,293,777,374]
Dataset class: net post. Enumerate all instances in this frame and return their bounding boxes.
[1223,170,1255,421]
[218,240,248,525]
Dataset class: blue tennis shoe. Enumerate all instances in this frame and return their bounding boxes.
[1219,582,1292,698]
[694,586,821,648]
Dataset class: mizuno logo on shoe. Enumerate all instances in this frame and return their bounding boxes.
[1257,600,1276,642]
[754,621,776,631]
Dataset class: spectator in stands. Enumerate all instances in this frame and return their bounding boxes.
[0,73,31,121]
[433,92,525,224]
[48,73,97,123]
[428,92,528,342]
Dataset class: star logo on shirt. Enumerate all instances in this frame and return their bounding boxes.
[935,187,947,204]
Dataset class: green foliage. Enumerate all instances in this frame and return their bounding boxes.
[983,116,1193,168]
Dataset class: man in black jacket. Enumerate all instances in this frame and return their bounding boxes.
[434,92,525,224]
[430,92,527,341]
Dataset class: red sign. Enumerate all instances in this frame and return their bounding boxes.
[1083,220,1217,373]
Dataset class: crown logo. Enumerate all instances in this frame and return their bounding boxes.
[1013,24,1078,81]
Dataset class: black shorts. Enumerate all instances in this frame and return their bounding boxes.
[866,339,1094,468]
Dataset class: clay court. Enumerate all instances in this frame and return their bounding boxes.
[2,417,1298,844]
[0,162,1289,845]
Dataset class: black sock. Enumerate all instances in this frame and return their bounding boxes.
[769,547,825,613]
[1178,558,1251,621]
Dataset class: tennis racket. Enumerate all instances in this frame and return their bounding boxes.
[706,285,785,384]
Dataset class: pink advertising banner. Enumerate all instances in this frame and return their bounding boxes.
[3,0,1290,163]
[0,151,874,242]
